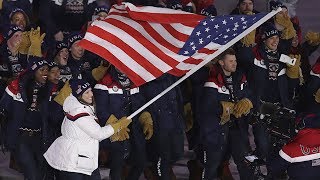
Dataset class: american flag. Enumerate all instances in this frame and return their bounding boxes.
[79,3,267,86]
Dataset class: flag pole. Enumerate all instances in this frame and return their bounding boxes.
[128,8,282,119]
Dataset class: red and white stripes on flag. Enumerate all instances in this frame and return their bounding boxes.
[79,3,211,86]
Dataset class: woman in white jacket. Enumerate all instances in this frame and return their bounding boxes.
[44,79,131,180]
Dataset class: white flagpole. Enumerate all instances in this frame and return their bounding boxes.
[128,8,282,119]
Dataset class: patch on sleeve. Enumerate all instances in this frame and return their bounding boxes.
[312,159,320,167]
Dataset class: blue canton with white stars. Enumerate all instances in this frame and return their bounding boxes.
[179,13,267,56]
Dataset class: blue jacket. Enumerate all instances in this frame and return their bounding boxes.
[67,54,96,85]
[187,66,210,149]
[189,67,211,120]
[93,70,147,149]
[251,46,291,109]
[39,0,96,35]
[143,73,184,133]
[94,72,147,126]
[0,43,28,78]
[198,65,253,148]
[0,73,51,150]
[46,81,65,147]
[234,32,293,84]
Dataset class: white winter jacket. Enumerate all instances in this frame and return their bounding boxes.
[44,95,114,175]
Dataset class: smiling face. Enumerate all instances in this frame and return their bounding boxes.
[35,65,49,84]
[264,35,280,51]
[55,48,69,66]
[11,12,27,30]
[48,66,60,84]
[81,88,93,104]
[291,35,299,47]
[70,40,85,60]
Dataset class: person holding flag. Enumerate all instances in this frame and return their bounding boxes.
[44,79,132,179]
[78,2,282,179]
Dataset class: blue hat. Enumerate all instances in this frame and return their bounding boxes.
[68,32,83,47]
[94,5,110,15]
[56,41,69,52]
[262,23,279,40]
[47,61,59,70]
[4,25,23,40]
[54,41,69,57]
[295,113,320,130]
[28,56,48,72]
[166,0,182,10]
[199,4,217,17]
[69,79,91,97]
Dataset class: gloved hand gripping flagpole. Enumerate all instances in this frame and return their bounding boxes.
[128,8,282,119]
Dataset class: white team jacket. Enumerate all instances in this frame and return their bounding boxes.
[44,95,114,175]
